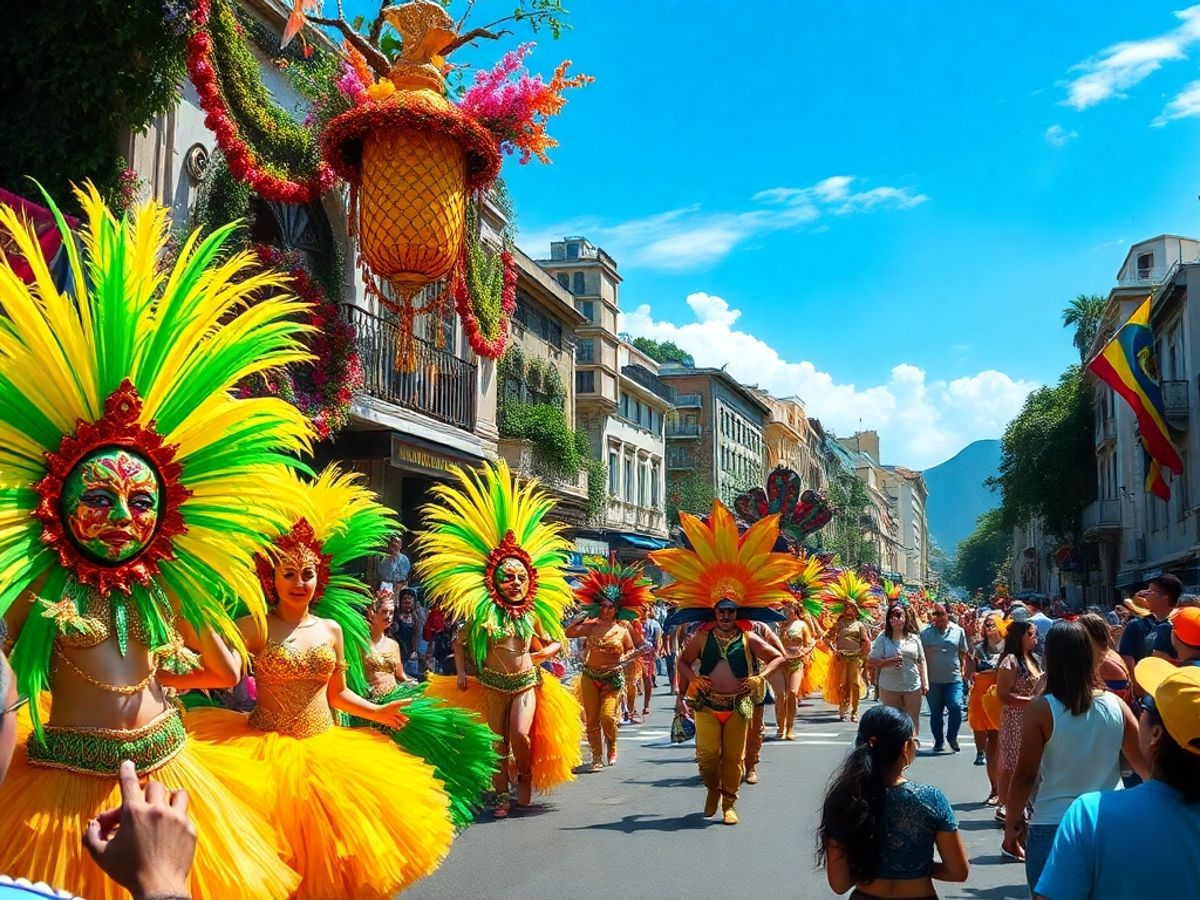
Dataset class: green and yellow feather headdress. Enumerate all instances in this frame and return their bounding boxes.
[0,183,313,729]
[824,571,878,622]
[255,465,399,694]
[787,552,830,618]
[414,460,572,670]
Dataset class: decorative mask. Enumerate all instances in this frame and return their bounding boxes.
[495,556,531,607]
[62,447,161,563]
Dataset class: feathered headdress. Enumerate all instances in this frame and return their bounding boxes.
[882,579,904,603]
[256,465,399,693]
[824,571,878,622]
[651,500,801,628]
[0,184,313,730]
[787,552,830,618]
[414,460,572,669]
[575,561,653,621]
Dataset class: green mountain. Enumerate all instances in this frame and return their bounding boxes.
[922,439,1001,559]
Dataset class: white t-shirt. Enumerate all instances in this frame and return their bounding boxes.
[869,632,927,693]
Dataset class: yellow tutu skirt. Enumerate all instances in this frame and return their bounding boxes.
[0,704,299,900]
[968,670,1000,731]
[801,646,831,697]
[186,707,454,900]
[823,653,863,707]
[425,672,582,793]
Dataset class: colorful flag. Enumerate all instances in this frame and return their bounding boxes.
[1141,436,1171,500]
[1088,297,1183,477]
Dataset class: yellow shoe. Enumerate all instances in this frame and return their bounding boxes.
[704,790,720,817]
[723,807,739,825]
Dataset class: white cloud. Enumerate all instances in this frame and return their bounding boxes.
[518,176,926,272]
[1044,124,1079,146]
[1062,5,1200,110]
[1153,78,1200,125]
[622,292,1038,469]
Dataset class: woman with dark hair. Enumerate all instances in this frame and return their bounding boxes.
[867,603,928,736]
[1078,612,1132,703]
[966,613,1005,801]
[995,620,1042,839]
[818,705,968,898]
[1033,659,1200,898]
[1004,622,1146,888]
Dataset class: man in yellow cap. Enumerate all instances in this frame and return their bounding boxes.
[1032,657,1200,899]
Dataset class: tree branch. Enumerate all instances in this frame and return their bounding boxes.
[454,0,477,35]
[368,0,390,44]
[442,25,513,57]
[310,15,391,75]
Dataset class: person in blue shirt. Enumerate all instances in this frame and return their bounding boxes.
[1033,657,1200,900]
[818,704,968,898]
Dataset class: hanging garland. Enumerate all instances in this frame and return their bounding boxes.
[187,0,335,204]
[236,245,362,440]
[454,241,516,360]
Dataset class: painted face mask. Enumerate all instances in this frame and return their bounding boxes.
[62,448,161,563]
[494,557,532,608]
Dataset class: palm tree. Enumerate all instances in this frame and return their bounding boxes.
[1062,293,1107,361]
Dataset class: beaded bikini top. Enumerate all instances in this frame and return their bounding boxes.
[248,639,346,739]
[363,646,401,676]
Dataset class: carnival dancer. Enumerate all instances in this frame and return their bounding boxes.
[186,467,456,898]
[0,186,306,899]
[355,587,501,828]
[565,561,648,769]
[654,501,794,824]
[419,461,583,816]
[778,603,815,739]
[822,573,876,722]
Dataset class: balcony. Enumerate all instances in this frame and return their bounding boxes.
[605,500,667,536]
[666,422,701,438]
[1096,416,1116,448]
[1081,498,1123,537]
[673,392,702,408]
[1118,265,1172,287]
[497,438,588,501]
[346,305,477,431]
[622,364,673,403]
[1163,379,1189,426]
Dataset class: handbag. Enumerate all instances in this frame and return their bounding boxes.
[670,711,696,744]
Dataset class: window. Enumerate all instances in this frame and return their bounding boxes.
[634,398,642,425]
[650,466,660,507]
[639,462,649,506]
[619,391,629,418]
[567,243,580,259]
[576,300,595,322]
[572,272,586,295]
[577,338,594,363]
[557,273,570,290]
[608,450,618,493]
[1137,252,1154,279]
[624,457,634,503]
[576,370,595,394]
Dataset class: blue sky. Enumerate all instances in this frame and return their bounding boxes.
[349,1,1200,468]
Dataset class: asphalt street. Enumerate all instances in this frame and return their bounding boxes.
[408,688,1030,900]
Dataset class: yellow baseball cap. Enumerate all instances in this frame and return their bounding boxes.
[1135,657,1200,757]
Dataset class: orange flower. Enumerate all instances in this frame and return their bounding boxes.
[366,78,396,102]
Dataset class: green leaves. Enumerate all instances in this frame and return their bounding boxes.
[951,508,1009,596]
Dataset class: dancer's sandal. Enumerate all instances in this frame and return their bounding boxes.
[494,792,512,819]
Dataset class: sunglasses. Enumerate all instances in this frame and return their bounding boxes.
[1139,694,1157,717]
[1,695,29,717]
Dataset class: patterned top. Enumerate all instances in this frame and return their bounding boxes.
[876,781,957,879]
[249,639,345,739]
[363,647,401,677]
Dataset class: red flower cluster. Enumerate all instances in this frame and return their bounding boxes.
[240,245,363,440]
[454,248,516,360]
[187,0,334,204]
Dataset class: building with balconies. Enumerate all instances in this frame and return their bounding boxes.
[1083,235,1200,600]
[836,431,903,575]
[883,466,931,585]
[494,244,592,528]
[749,391,824,491]
[659,365,769,515]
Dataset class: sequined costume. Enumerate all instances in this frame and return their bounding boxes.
[821,573,877,719]
[416,461,583,810]
[651,502,799,823]
[568,561,651,768]
[184,467,457,897]
[0,186,309,898]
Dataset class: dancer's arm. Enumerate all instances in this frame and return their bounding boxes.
[326,622,410,727]
[745,632,783,684]
[156,620,240,690]
[529,624,561,664]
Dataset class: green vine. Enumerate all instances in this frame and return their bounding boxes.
[0,0,189,206]
[465,203,506,340]
[206,0,324,182]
